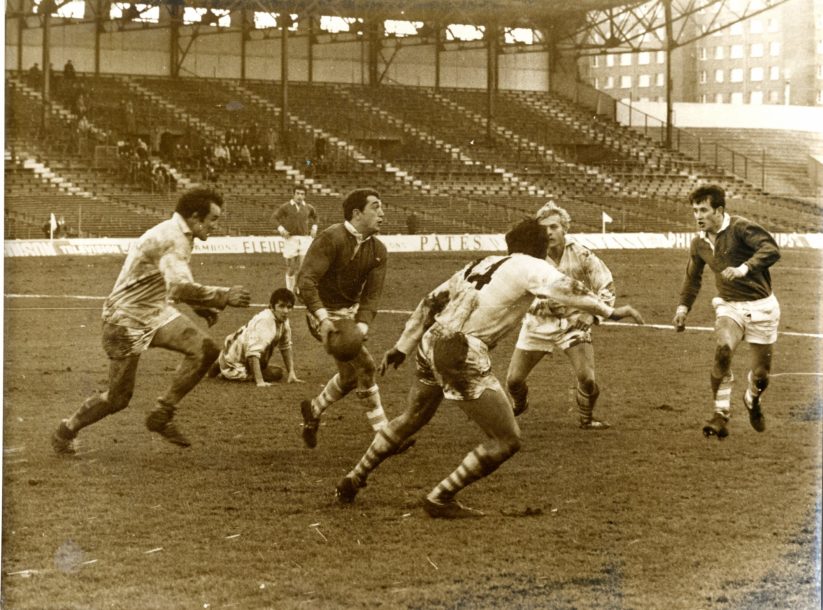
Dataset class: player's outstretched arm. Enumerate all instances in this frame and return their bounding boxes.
[608,305,644,325]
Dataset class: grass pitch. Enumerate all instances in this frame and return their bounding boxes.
[3,249,821,609]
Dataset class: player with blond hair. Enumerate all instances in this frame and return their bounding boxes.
[506,201,616,429]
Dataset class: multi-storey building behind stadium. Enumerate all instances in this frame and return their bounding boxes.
[584,0,823,106]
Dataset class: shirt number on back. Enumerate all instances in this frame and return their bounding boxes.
[464,257,510,290]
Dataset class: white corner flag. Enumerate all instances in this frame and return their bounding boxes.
[601,210,613,234]
[49,213,58,239]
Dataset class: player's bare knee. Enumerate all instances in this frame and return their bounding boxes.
[578,377,597,396]
[506,376,526,393]
[714,344,733,372]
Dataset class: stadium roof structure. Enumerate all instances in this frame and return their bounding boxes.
[10,0,791,58]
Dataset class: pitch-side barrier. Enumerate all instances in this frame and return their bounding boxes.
[4,232,823,257]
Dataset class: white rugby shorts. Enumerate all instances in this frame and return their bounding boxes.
[281,235,303,259]
[712,293,780,345]
[415,324,503,401]
[515,313,592,353]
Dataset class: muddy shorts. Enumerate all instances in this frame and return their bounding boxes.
[515,313,592,353]
[415,324,502,401]
[101,314,178,359]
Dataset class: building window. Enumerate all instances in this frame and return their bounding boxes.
[767,18,779,33]
[731,44,744,59]
[714,46,725,59]
[770,41,781,56]
[769,89,780,103]
[730,68,744,82]
[606,54,615,67]
[638,74,651,87]
[751,67,764,81]
[715,69,725,83]
[730,22,744,35]
[592,56,599,67]
[750,43,764,58]
[731,91,744,104]
[594,77,599,89]
[750,91,764,104]
[604,76,614,89]
[701,94,709,103]
[638,51,651,65]
[700,70,708,84]
[620,75,632,88]
[770,66,780,80]
[656,73,665,86]
[699,47,707,60]
[750,19,763,34]
[715,93,724,103]
[657,51,665,63]
[620,53,632,66]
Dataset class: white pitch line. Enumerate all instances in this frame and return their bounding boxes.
[5,294,822,339]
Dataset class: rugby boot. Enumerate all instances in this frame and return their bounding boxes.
[744,392,766,432]
[146,404,191,448]
[335,475,366,504]
[51,420,77,455]
[579,416,610,430]
[702,412,729,440]
[422,495,485,519]
[300,400,320,448]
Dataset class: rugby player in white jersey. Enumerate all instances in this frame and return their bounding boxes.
[335,217,645,518]
[51,188,251,454]
[507,201,617,429]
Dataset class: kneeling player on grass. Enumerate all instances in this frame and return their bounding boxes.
[507,201,617,429]
[335,218,645,519]
[208,288,303,387]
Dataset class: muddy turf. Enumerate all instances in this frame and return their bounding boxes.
[3,249,821,609]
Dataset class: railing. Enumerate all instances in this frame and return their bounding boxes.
[551,72,768,190]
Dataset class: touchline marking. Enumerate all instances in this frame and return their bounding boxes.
[6,294,823,339]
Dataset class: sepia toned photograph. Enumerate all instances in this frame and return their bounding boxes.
[3,0,822,607]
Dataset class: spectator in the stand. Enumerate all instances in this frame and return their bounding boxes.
[123,100,137,134]
[239,144,252,168]
[64,60,76,80]
[76,115,92,156]
[28,63,42,87]
[136,137,149,161]
[213,142,230,169]
[73,91,88,117]
[406,211,419,235]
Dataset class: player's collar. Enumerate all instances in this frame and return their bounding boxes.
[344,220,370,244]
[698,212,730,240]
[172,212,192,237]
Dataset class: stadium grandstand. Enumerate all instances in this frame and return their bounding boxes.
[4,0,823,239]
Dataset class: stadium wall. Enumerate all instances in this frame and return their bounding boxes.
[5,233,822,258]
[5,20,548,90]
